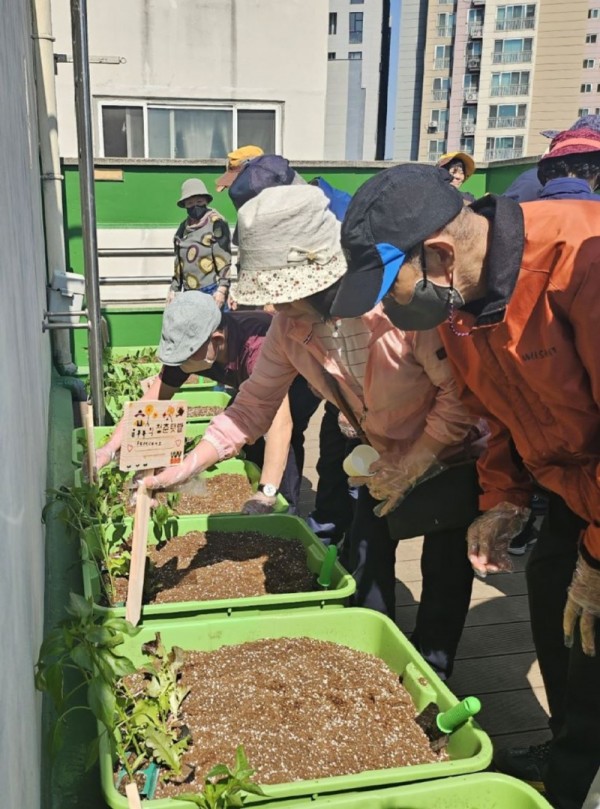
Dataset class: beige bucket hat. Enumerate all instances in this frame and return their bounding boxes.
[234,185,347,306]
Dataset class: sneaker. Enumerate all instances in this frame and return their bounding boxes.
[509,518,539,556]
[493,740,551,791]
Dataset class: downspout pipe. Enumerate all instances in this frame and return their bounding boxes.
[70,0,105,425]
[31,0,76,374]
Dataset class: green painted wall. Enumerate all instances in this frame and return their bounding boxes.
[63,159,536,366]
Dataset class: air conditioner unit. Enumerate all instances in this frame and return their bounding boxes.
[465,90,478,101]
[427,122,439,132]
[467,58,481,69]
[462,123,476,135]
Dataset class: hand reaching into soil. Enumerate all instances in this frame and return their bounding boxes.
[142,439,220,491]
[242,491,277,515]
[466,502,531,577]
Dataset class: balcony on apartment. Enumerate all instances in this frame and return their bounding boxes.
[464,88,479,103]
[466,55,482,71]
[485,148,523,160]
[434,58,452,69]
[488,115,526,128]
[468,23,483,38]
[432,89,449,101]
[492,50,532,64]
[490,83,529,96]
[495,17,535,31]
[437,25,455,37]
[462,121,477,135]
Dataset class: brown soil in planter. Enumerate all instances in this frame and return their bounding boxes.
[122,474,253,516]
[145,637,444,799]
[187,405,224,418]
[147,530,316,603]
[107,530,315,605]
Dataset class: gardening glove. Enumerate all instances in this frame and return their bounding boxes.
[141,441,219,492]
[564,553,600,657]
[338,412,358,440]
[350,449,442,518]
[467,502,531,577]
[241,491,277,515]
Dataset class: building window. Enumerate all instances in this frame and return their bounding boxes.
[578,107,590,117]
[437,12,455,36]
[491,70,530,96]
[428,139,447,161]
[584,59,595,69]
[586,34,598,44]
[460,137,475,155]
[488,103,527,127]
[348,51,362,60]
[581,84,593,93]
[429,109,449,133]
[349,12,364,44]
[485,135,524,160]
[350,0,364,4]
[328,52,336,60]
[432,76,451,100]
[99,101,279,159]
[493,38,533,63]
[434,44,453,69]
[329,12,337,35]
[496,5,536,31]
[589,8,599,18]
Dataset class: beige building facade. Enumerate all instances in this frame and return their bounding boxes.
[418,0,594,164]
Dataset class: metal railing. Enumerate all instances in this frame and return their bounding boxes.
[464,89,479,102]
[488,115,526,128]
[490,83,529,96]
[434,57,451,68]
[495,18,535,31]
[468,23,483,37]
[492,51,532,64]
[437,25,455,37]
[485,148,523,160]
[432,89,449,100]
[428,152,446,162]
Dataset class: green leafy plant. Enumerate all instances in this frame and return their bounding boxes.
[175,745,266,808]
[151,492,181,541]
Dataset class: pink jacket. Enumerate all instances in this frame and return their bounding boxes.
[204,305,477,460]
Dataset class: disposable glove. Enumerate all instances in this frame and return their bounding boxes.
[337,412,358,440]
[564,553,600,657]
[241,491,277,515]
[466,502,531,577]
[95,442,119,471]
[141,441,219,491]
[350,449,443,518]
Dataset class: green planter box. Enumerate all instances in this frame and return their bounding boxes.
[71,422,209,466]
[239,773,553,808]
[172,389,231,420]
[74,458,288,513]
[82,513,354,619]
[99,608,492,808]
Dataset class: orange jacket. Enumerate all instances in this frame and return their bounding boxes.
[439,199,600,562]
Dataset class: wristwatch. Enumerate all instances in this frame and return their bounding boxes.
[258,483,278,498]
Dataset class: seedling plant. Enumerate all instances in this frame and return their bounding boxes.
[175,745,266,808]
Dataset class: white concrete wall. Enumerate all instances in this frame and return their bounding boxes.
[51,0,328,160]
[0,0,52,806]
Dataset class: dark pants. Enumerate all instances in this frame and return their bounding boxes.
[311,401,359,542]
[243,375,320,512]
[348,485,475,680]
[527,493,600,809]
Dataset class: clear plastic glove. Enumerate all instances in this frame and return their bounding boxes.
[350,449,442,518]
[95,443,118,471]
[467,502,531,577]
[338,412,358,440]
[564,553,600,657]
[141,447,208,491]
[241,491,277,515]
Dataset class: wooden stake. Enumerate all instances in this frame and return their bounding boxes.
[80,402,97,483]
[125,473,154,627]
[125,781,143,809]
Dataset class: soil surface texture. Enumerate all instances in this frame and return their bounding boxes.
[156,474,253,515]
[187,405,223,418]
[146,637,444,798]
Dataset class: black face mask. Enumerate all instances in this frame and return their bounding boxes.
[304,279,342,321]
[186,204,208,221]
[382,279,465,331]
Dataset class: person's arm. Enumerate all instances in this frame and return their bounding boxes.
[242,394,294,514]
[95,370,183,468]
[213,218,232,307]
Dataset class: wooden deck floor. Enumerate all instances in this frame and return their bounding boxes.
[299,404,551,753]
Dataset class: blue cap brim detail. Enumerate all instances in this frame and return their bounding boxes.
[374,243,406,305]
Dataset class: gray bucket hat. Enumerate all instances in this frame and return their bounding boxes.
[234,185,347,306]
[158,292,222,366]
[177,178,213,207]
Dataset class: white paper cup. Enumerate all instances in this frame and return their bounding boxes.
[343,445,381,477]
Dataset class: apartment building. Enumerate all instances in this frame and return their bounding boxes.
[418,0,592,164]
[325,0,385,159]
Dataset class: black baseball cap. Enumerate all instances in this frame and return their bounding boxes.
[228,154,297,211]
[331,164,464,318]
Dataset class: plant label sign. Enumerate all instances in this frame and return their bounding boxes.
[119,400,188,471]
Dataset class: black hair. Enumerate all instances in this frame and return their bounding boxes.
[537,153,600,187]
[304,279,343,320]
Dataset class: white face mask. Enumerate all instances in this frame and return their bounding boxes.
[194,358,214,371]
